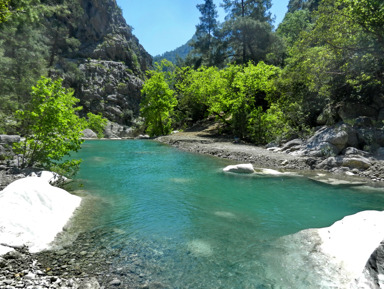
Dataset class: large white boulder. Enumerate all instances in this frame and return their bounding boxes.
[223,163,255,174]
[318,210,384,282]
[269,210,384,288]
[0,176,81,255]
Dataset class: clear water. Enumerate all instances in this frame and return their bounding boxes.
[67,140,384,288]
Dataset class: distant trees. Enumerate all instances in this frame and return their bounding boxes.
[221,0,274,64]
[142,0,384,145]
[190,0,222,67]
[186,0,276,68]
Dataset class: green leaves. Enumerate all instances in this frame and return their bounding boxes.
[13,77,86,176]
[86,113,108,138]
[140,61,178,137]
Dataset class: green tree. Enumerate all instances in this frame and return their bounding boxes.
[140,61,178,137]
[0,0,57,133]
[86,112,108,138]
[13,77,86,176]
[190,0,222,67]
[287,0,320,13]
[0,0,10,23]
[221,0,274,64]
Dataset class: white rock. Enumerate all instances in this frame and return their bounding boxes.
[0,177,81,255]
[28,170,67,184]
[318,210,384,281]
[223,163,254,174]
[266,210,384,288]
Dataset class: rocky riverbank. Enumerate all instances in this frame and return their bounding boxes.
[156,123,384,185]
[0,246,100,289]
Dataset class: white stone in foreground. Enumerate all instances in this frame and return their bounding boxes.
[223,163,254,174]
[0,177,81,255]
[268,210,384,288]
[318,210,384,281]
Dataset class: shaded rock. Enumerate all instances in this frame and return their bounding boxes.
[308,142,340,157]
[82,128,98,139]
[338,102,378,121]
[103,121,133,138]
[307,125,349,151]
[364,240,384,288]
[316,157,340,170]
[0,135,20,145]
[374,147,384,160]
[377,108,384,123]
[77,60,144,125]
[343,125,359,148]
[223,164,254,174]
[341,156,371,170]
[355,116,374,128]
[281,139,302,151]
[342,147,370,157]
[316,155,371,170]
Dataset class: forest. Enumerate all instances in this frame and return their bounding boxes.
[141,0,384,144]
[0,0,383,173]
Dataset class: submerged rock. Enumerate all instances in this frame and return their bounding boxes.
[223,163,255,174]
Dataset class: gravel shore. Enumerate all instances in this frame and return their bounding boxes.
[156,127,384,185]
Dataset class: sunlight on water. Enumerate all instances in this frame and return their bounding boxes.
[63,140,384,288]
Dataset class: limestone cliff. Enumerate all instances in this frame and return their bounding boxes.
[56,0,152,125]
[73,0,152,77]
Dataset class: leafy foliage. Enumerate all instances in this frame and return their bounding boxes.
[86,112,108,138]
[140,60,178,137]
[13,77,86,176]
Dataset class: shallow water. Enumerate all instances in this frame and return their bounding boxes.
[63,140,384,288]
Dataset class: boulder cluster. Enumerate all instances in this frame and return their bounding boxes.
[268,122,384,181]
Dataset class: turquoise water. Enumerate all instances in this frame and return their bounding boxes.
[69,140,384,288]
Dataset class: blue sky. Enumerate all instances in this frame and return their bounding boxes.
[116,0,289,56]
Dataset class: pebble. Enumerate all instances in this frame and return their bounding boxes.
[0,247,101,289]
[108,279,122,286]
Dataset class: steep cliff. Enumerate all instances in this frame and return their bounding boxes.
[53,0,152,125]
[73,0,152,77]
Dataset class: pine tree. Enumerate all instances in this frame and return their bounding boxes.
[221,0,274,64]
[190,0,223,67]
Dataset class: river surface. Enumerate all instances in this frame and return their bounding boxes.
[62,140,384,288]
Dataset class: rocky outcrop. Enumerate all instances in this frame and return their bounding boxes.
[82,128,98,139]
[72,0,152,77]
[53,0,152,126]
[77,60,144,124]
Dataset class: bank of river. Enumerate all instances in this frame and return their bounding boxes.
[156,129,384,185]
[2,137,384,288]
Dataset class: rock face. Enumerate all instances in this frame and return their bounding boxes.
[82,128,98,139]
[77,60,144,124]
[53,0,152,126]
[73,0,152,77]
